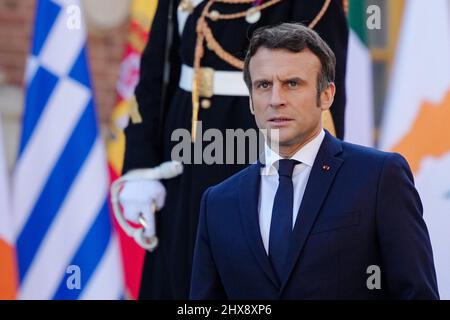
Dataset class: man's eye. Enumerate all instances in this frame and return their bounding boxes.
[288,81,298,88]
[258,82,270,89]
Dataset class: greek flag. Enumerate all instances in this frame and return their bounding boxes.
[13,0,124,299]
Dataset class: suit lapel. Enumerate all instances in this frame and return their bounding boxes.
[280,132,344,293]
[238,162,279,288]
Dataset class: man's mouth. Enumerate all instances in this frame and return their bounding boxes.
[268,117,293,126]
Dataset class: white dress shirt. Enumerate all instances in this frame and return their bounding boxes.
[258,129,325,255]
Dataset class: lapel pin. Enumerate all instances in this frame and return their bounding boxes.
[322,165,331,171]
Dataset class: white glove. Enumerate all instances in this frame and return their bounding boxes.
[118,180,166,237]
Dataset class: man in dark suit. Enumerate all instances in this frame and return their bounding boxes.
[121,0,349,299]
[190,23,439,299]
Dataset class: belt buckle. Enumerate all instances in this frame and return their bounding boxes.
[198,67,214,98]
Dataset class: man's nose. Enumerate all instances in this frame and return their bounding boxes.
[269,83,286,108]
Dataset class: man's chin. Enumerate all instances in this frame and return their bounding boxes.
[266,127,290,136]
[266,132,298,149]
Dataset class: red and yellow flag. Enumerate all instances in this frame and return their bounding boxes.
[107,0,158,300]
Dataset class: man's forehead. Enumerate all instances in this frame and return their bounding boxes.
[249,47,320,78]
[251,47,317,61]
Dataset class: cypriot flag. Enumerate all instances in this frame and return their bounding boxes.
[380,0,450,299]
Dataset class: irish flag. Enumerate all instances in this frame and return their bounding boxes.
[380,0,450,299]
[0,116,17,299]
[344,0,374,147]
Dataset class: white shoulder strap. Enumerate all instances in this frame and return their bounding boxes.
[177,0,205,36]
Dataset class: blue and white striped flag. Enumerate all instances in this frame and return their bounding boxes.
[13,0,124,299]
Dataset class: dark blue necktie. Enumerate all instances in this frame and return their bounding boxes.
[269,159,298,283]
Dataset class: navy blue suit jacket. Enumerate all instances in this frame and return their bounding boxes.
[190,132,439,300]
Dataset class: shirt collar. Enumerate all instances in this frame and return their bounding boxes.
[262,129,325,175]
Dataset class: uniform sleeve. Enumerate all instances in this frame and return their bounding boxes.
[123,0,182,172]
[376,153,439,299]
[291,0,349,139]
[190,188,227,300]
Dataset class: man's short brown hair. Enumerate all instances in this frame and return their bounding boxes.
[243,23,336,104]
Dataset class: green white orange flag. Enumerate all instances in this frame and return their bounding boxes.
[344,0,374,146]
[0,116,17,299]
[380,0,450,299]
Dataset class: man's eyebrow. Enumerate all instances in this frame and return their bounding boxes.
[252,78,270,85]
[280,76,307,84]
[252,76,308,86]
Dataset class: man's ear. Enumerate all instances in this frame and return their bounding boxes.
[319,82,336,111]
[249,95,255,115]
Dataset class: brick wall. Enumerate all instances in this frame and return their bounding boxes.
[0,0,34,86]
[0,0,129,124]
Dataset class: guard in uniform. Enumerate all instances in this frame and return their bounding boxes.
[122,0,349,299]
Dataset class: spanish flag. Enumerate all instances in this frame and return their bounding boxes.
[107,0,158,300]
[0,116,17,300]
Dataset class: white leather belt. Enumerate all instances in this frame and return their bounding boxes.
[179,64,249,97]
